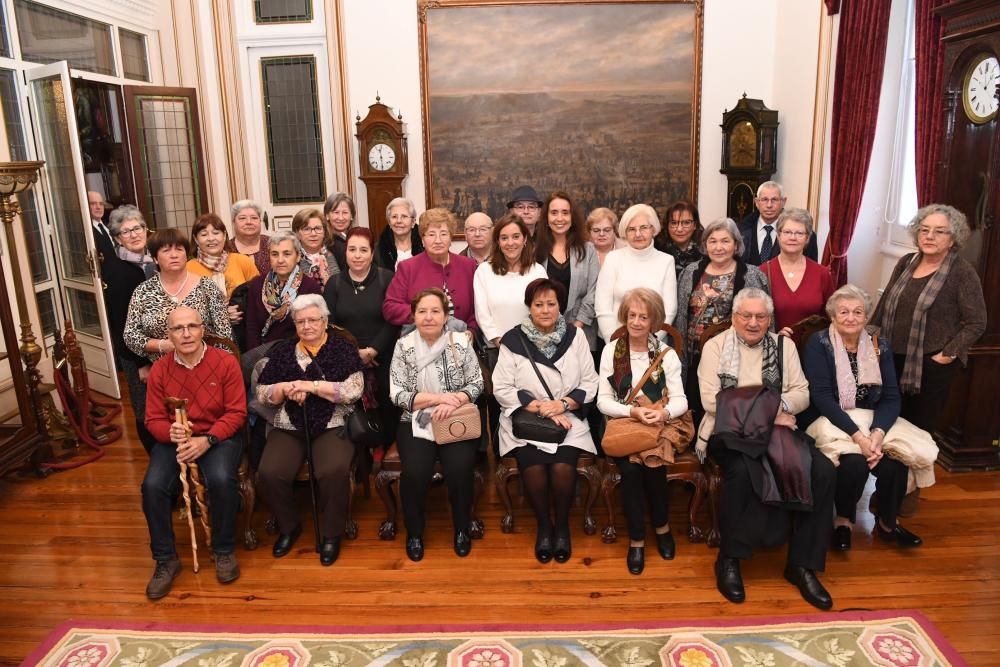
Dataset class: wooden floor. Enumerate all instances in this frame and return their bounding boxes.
[0,395,998,666]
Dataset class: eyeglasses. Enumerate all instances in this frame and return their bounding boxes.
[389,214,412,222]
[118,226,146,237]
[512,203,540,212]
[917,226,951,238]
[590,227,614,235]
[669,219,695,228]
[465,226,492,235]
[625,224,654,236]
[780,230,808,238]
[424,231,451,241]
[167,323,204,334]
[293,317,325,327]
[734,312,770,323]
[756,197,785,205]
[301,226,325,234]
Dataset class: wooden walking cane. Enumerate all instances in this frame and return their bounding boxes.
[165,397,203,572]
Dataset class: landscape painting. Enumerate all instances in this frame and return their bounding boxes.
[418,0,702,223]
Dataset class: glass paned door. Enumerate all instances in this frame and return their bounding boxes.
[25,62,120,398]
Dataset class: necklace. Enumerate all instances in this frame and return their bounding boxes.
[349,270,369,295]
[162,273,189,301]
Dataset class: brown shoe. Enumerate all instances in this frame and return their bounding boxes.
[146,558,181,600]
[215,552,240,584]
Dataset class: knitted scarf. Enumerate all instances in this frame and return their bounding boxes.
[260,266,303,339]
[828,324,881,410]
[877,249,956,393]
[196,248,229,295]
[520,315,567,359]
[717,326,780,391]
[610,333,666,403]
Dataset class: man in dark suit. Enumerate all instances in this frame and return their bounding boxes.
[738,181,818,265]
[88,190,115,274]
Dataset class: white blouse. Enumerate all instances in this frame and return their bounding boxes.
[473,261,548,343]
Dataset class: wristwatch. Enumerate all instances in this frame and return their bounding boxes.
[206,434,219,447]
[560,398,570,413]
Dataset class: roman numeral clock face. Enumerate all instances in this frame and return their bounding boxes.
[963,54,999,125]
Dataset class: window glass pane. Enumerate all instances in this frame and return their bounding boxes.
[119,28,149,82]
[254,0,312,23]
[134,96,200,235]
[13,0,115,76]
[261,56,325,203]
[65,287,100,337]
[0,68,28,161]
[36,288,57,338]
[0,3,11,58]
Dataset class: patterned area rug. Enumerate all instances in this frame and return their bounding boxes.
[24,611,965,667]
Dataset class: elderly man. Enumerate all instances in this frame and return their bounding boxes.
[88,191,115,273]
[461,212,493,264]
[507,185,544,237]
[142,306,247,599]
[738,181,818,264]
[698,288,835,610]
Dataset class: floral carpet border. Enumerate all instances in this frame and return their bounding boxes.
[23,609,966,667]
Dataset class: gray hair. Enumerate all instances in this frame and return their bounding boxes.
[385,197,417,222]
[231,199,263,221]
[756,180,784,198]
[268,230,305,256]
[700,217,745,258]
[908,203,970,248]
[107,205,145,236]
[825,283,872,319]
[617,203,661,238]
[733,287,774,315]
[290,294,330,318]
[775,207,814,239]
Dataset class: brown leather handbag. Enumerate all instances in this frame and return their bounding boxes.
[432,332,483,445]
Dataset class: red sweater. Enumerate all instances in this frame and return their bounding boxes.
[145,345,247,444]
[761,257,835,333]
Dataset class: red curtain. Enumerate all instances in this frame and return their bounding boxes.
[823,0,894,286]
[915,0,947,205]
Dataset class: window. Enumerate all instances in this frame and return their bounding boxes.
[254,0,312,24]
[260,56,326,203]
[883,0,919,248]
[13,0,115,76]
[119,29,150,82]
[0,3,11,58]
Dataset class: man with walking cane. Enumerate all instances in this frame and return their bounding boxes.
[142,307,247,599]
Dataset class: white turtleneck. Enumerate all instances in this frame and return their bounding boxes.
[595,242,677,341]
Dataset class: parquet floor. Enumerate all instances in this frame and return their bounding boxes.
[0,394,998,665]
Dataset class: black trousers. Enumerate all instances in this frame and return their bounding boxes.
[396,422,478,537]
[835,453,908,526]
[616,457,669,541]
[708,439,835,571]
[894,353,957,432]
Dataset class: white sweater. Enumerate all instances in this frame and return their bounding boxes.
[473,261,548,343]
[595,243,677,341]
[596,341,688,419]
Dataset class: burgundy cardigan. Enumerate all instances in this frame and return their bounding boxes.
[381,251,478,332]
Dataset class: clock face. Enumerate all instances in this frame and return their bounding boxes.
[963,54,999,124]
[368,142,396,171]
[728,121,757,168]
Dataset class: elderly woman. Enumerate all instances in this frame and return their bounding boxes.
[243,232,323,350]
[802,285,938,551]
[293,207,337,287]
[376,197,424,272]
[323,192,356,274]
[586,207,623,268]
[104,206,157,452]
[597,288,687,574]
[389,288,484,561]
[383,207,479,331]
[187,213,259,299]
[655,200,704,276]
[231,200,271,276]
[255,295,364,566]
[760,208,834,337]
[124,228,232,367]
[595,204,677,342]
[869,204,986,433]
[698,288,834,610]
[492,278,600,564]
[460,212,493,264]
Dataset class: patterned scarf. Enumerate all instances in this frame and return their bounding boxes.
[828,324,881,410]
[610,334,666,404]
[717,326,780,391]
[304,248,332,286]
[116,246,157,278]
[196,248,229,295]
[260,266,303,339]
[520,315,567,359]
[876,249,956,393]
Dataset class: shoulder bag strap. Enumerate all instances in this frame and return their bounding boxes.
[517,329,556,401]
[443,331,457,392]
[623,344,672,405]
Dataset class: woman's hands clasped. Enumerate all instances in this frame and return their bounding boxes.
[526,399,573,430]
[430,391,469,420]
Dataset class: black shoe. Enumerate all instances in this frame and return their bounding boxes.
[553,525,571,563]
[833,525,852,551]
[655,531,676,560]
[784,565,833,610]
[875,519,922,547]
[319,537,341,566]
[454,530,472,557]
[715,556,745,603]
[627,546,645,575]
[405,535,424,562]
[535,529,553,564]
[272,525,302,558]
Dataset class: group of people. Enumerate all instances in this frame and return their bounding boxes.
[88,181,986,608]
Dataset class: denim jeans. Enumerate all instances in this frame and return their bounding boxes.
[141,437,243,561]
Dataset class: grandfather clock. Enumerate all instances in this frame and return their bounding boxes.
[356,96,408,240]
[720,95,779,221]
[931,0,1000,470]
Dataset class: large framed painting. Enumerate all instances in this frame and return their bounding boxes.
[418,0,703,224]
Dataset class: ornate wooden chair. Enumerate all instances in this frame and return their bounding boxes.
[600,323,711,543]
[697,319,733,548]
[789,314,831,352]
[496,449,601,536]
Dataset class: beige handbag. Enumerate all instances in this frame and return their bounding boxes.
[432,332,482,445]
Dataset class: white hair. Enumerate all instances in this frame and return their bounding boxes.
[617,203,661,238]
[290,294,330,318]
[733,287,774,315]
[756,181,784,198]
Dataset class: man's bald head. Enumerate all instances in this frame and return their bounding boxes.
[463,212,493,253]
[167,306,203,327]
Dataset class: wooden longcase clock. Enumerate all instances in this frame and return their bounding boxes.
[356,96,408,240]
[719,95,779,221]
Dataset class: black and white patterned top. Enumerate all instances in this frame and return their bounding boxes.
[388,330,484,422]
[124,273,232,362]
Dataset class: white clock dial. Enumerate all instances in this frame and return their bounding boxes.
[367,143,396,172]
[963,54,999,124]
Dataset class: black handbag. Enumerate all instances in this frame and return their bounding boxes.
[345,400,384,448]
[510,331,568,444]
